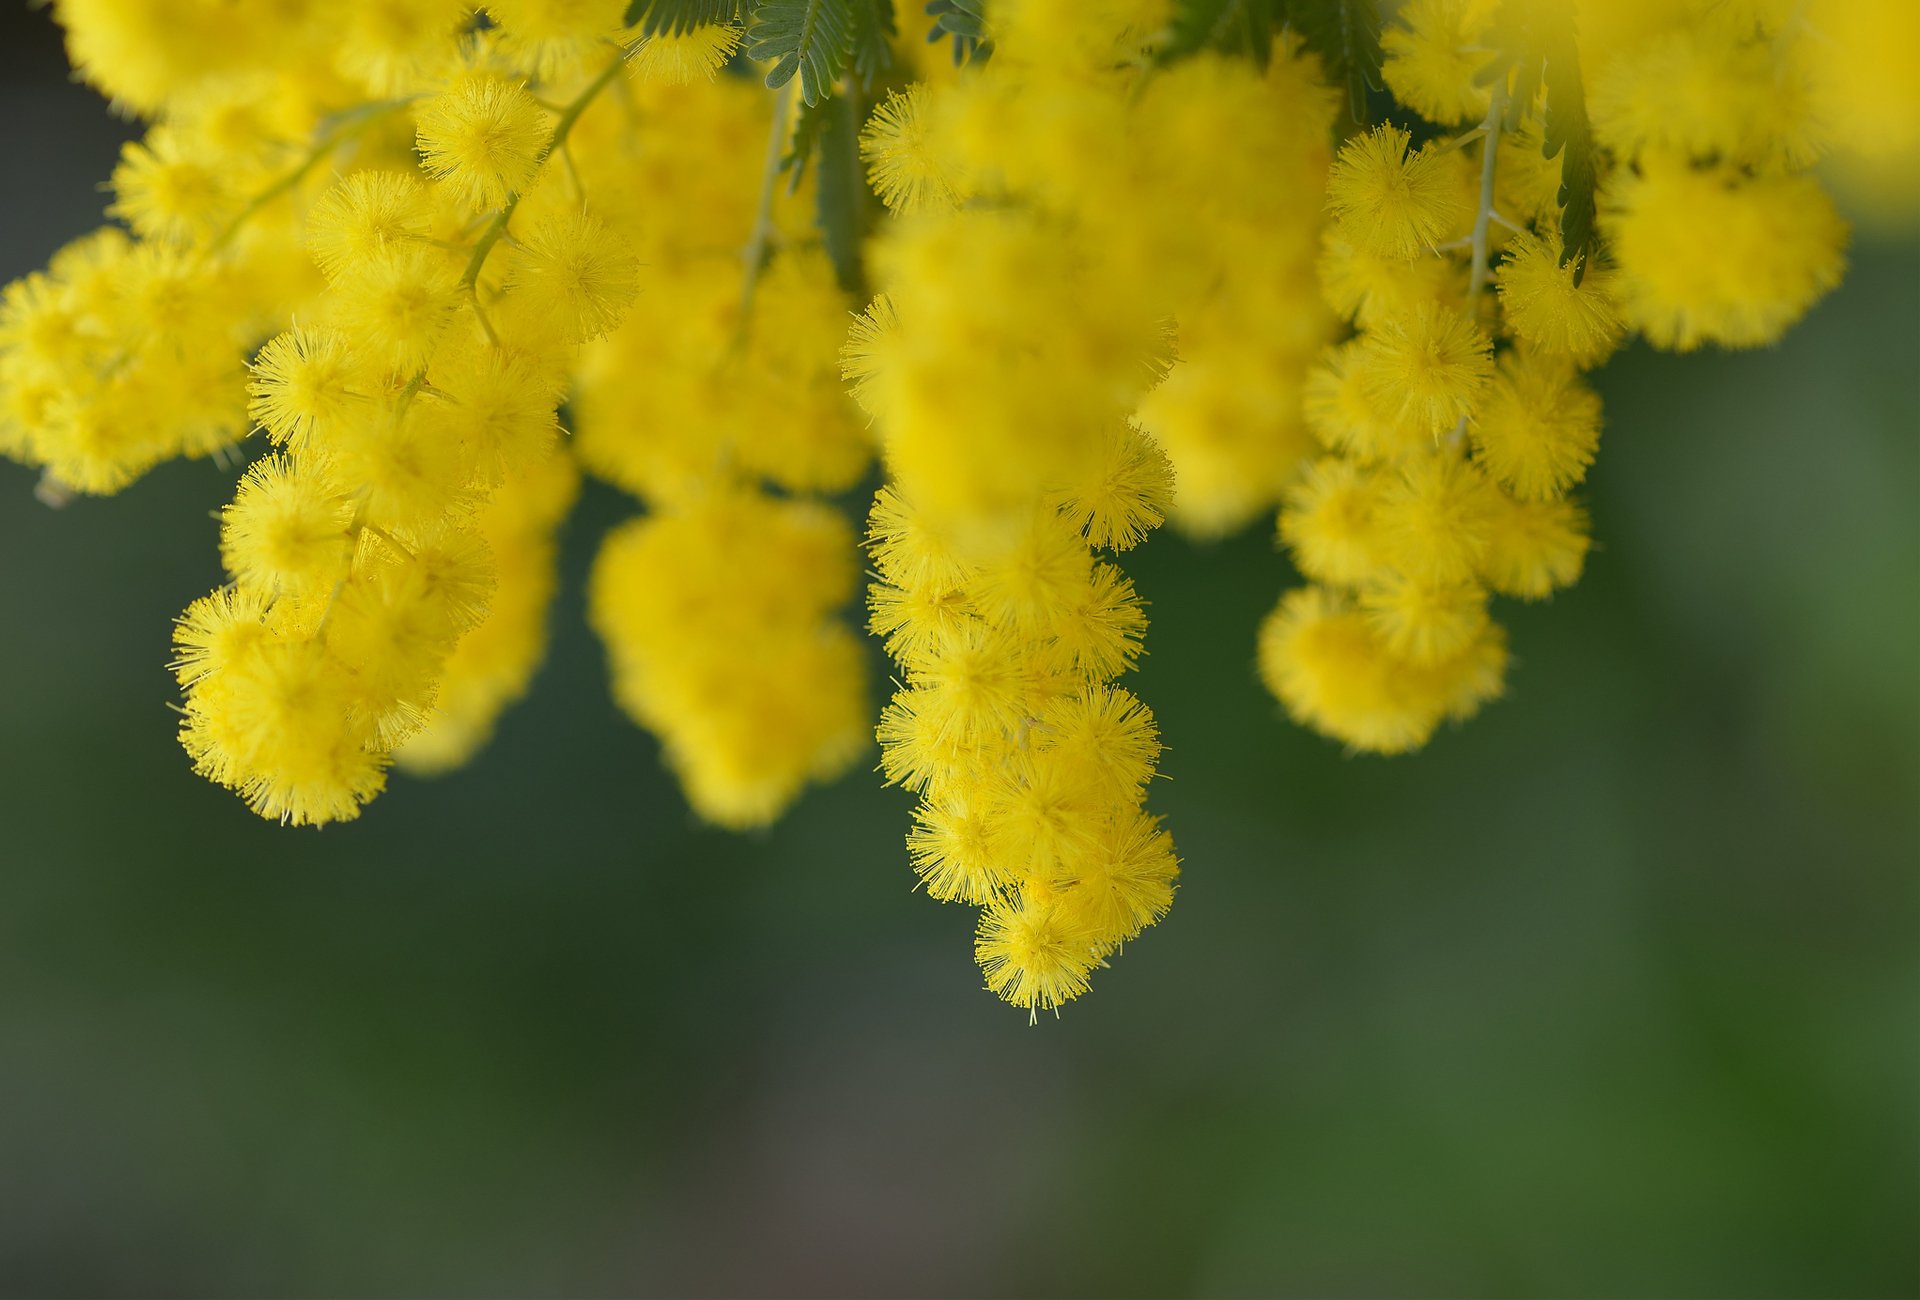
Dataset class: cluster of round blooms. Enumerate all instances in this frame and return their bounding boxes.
[3,0,1911,1012]
[1259,0,1860,755]
[560,75,876,826]
[846,0,1351,1013]
[0,0,866,827]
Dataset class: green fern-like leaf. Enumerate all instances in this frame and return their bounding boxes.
[814,91,869,295]
[780,94,835,194]
[925,0,990,65]
[748,0,854,107]
[622,0,745,36]
[1285,0,1383,123]
[848,0,897,87]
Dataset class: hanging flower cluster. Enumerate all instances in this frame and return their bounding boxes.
[1261,0,1854,753]
[0,0,1909,1014]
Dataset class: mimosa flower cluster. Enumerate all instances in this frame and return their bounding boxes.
[1261,0,1858,754]
[0,0,1909,1013]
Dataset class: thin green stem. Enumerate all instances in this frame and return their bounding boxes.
[461,51,628,289]
[738,81,796,337]
[1451,80,1509,448]
[207,97,415,254]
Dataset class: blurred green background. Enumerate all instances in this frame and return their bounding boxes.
[2,10,1916,1297]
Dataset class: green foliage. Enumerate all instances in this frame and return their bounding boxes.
[749,0,854,106]
[780,95,835,194]
[1482,1,1598,282]
[1285,0,1383,121]
[925,0,991,66]
[814,92,869,295]
[848,0,898,86]
[1158,0,1381,107]
[621,0,745,36]
[1157,0,1277,68]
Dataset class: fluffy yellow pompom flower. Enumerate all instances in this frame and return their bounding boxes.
[1376,450,1500,584]
[219,454,355,598]
[861,86,961,216]
[1257,586,1506,755]
[1494,230,1625,368]
[179,637,390,827]
[415,72,550,212]
[1604,155,1848,351]
[504,210,638,343]
[589,489,868,829]
[108,125,236,244]
[487,0,627,79]
[975,896,1099,1020]
[1479,493,1590,601]
[628,24,741,85]
[1318,232,1461,330]
[1279,457,1387,589]
[1326,126,1468,260]
[1468,352,1603,502]
[324,246,462,373]
[1356,301,1492,438]
[248,329,361,448]
[1380,0,1497,127]
[1360,570,1491,666]
[170,587,274,688]
[305,171,437,283]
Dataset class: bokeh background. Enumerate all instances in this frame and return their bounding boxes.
[2,8,1916,1297]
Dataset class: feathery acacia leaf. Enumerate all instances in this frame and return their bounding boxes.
[622,0,745,36]
[925,0,991,65]
[749,0,855,107]
[848,0,898,87]
[780,94,835,194]
[1285,0,1383,123]
[814,91,869,295]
